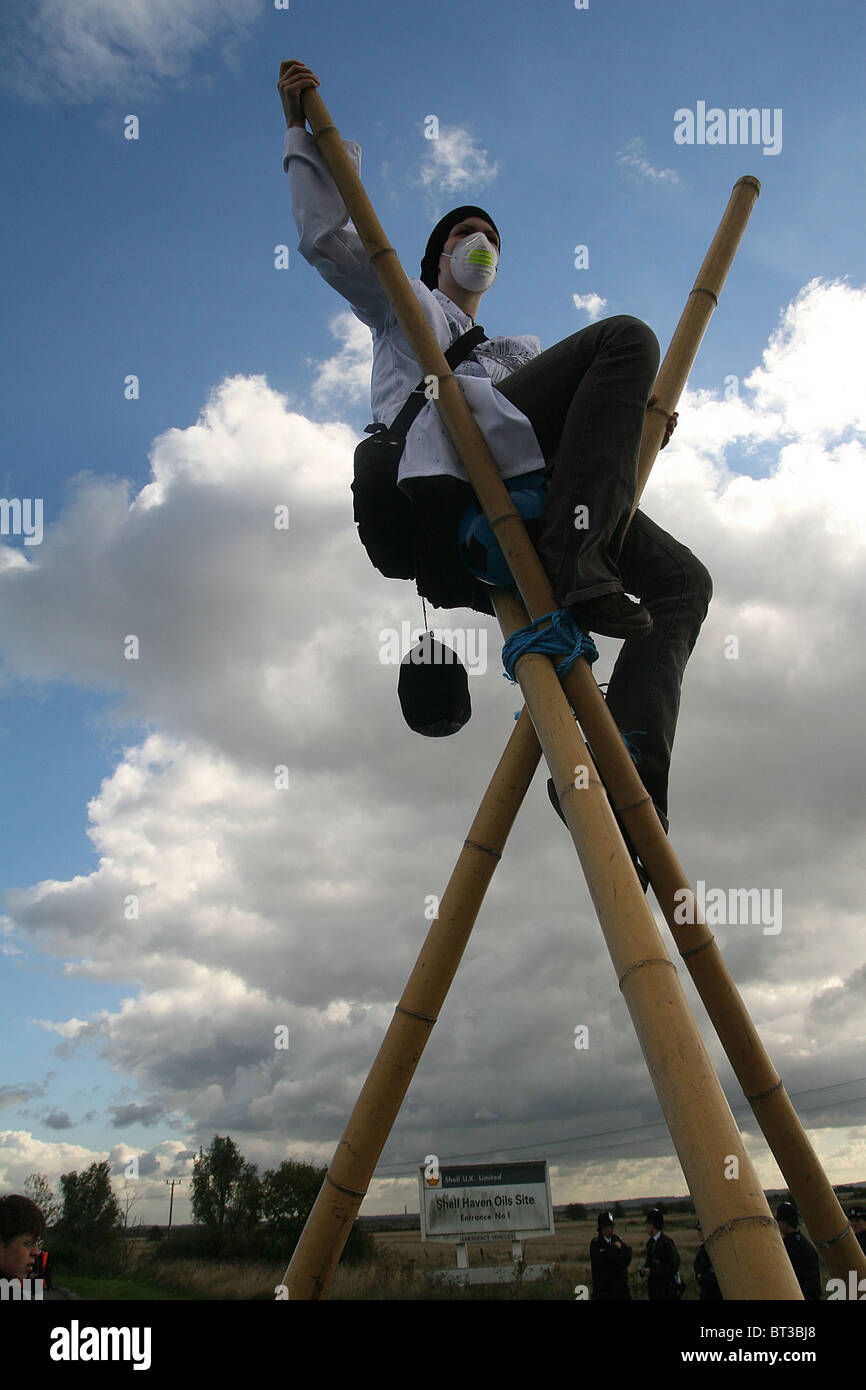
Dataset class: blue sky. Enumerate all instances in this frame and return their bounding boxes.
[1,0,865,1235]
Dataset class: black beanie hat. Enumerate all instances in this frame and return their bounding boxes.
[420,205,500,290]
[597,1210,615,1231]
[646,1207,664,1229]
[776,1200,798,1227]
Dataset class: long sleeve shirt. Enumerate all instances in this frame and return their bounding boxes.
[282,126,547,492]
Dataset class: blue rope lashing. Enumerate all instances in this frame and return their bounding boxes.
[597,683,644,762]
[501,608,599,685]
[619,728,646,765]
[502,612,644,766]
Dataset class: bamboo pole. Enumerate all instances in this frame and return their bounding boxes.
[284,708,542,1299]
[504,597,866,1286]
[544,171,865,1279]
[631,176,760,519]
[282,81,803,1300]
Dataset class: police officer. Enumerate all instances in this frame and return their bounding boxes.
[590,1209,632,1300]
[776,1200,820,1300]
[693,1220,723,1300]
[849,1204,866,1255]
[639,1207,681,1300]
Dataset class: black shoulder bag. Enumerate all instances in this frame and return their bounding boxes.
[351,324,486,580]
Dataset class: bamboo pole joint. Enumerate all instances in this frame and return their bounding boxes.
[326,1174,366,1200]
[395,1004,437,1025]
[463,837,502,861]
[612,794,653,816]
[746,1080,784,1102]
[618,956,678,989]
[705,1212,777,1250]
[679,937,716,960]
[815,1222,855,1250]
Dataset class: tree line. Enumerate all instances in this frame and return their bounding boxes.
[22,1135,371,1270]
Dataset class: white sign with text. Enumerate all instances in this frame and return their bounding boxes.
[419,1160,554,1242]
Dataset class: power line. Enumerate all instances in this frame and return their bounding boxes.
[370,1076,866,1177]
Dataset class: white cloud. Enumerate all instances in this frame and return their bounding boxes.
[744,278,866,439]
[0,1129,196,1224]
[573,292,607,322]
[616,136,682,187]
[2,278,866,1207]
[2,0,260,107]
[0,1129,106,1192]
[309,312,374,409]
[418,125,500,211]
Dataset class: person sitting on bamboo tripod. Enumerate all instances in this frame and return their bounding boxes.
[278,60,713,843]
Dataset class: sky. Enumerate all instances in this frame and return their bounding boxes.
[1,0,865,1237]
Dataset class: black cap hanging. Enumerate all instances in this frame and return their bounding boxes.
[398,632,471,737]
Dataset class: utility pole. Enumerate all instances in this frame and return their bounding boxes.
[164,1177,184,1230]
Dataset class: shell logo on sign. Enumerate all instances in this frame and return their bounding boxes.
[424,1155,440,1187]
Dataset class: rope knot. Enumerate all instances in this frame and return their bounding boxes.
[501,609,599,684]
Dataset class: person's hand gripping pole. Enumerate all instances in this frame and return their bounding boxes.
[277,60,321,130]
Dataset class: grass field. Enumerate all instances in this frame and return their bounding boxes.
[329,1217,706,1300]
[51,1215,829,1300]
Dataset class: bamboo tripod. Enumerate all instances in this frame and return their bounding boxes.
[282,81,866,1300]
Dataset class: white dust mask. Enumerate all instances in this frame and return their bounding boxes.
[443,232,498,291]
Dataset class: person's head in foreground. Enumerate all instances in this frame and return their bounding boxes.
[0,1194,46,1282]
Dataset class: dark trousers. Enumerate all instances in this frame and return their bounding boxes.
[493,316,713,822]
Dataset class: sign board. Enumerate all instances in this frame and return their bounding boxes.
[419,1160,554,1242]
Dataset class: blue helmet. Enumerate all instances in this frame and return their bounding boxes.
[457,472,548,588]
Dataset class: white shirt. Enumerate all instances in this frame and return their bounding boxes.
[282,127,547,492]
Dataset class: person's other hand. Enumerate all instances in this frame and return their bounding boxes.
[278,61,320,128]
[648,393,678,449]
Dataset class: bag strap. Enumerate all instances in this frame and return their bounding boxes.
[366,324,487,444]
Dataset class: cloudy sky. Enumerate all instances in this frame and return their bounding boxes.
[1,0,865,1233]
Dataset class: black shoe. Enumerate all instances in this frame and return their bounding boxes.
[567,592,653,639]
[546,775,650,894]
